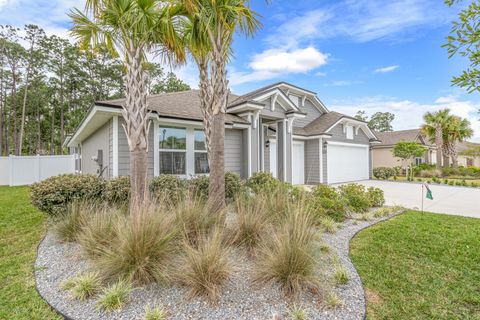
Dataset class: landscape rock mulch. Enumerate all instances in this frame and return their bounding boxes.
[35,210,404,320]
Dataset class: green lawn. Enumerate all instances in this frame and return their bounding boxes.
[0,186,60,320]
[350,211,480,320]
[389,176,480,185]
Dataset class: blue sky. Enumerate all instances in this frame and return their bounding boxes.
[1,0,479,140]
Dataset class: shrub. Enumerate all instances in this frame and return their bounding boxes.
[77,207,122,258]
[30,174,105,215]
[68,272,102,300]
[225,172,242,199]
[372,167,395,180]
[338,184,371,213]
[418,169,441,178]
[173,196,223,246]
[90,205,178,285]
[471,182,479,188]
[54,201,89,242]
[255,202,318,297]
[334,266,349,285]
[149,175,186,203]
[366,187,385,207]
[326,292,343,309]
[176,228,231,302]
[311,185,347,221]
[246,172,280,194]
[104,176,130,204]
[442,167,460,177]
[289,304,307,320]
[188,175,209,199]
[229,194,271,250]
[97,279,132,312]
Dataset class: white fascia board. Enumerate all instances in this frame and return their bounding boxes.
[324,117,376,139]
[286,113,306,119]
[156,117,204,128]
[253,88,299,112]
[227,102,264,113]
[292,134,332,140]
[67,105,123,147]
[312,96,329,113]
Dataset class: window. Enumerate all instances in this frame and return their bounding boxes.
[194,129,209,174]
[415,157,423,165]
[346,125,354,139]
[159,127,186,174]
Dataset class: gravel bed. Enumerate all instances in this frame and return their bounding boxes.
[35,210,404,320]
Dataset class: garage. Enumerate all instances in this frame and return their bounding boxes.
[327,142,369,184]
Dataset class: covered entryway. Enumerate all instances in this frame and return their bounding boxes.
[269,140,277,178]
[327,142,369,184]
[292,141,305,184]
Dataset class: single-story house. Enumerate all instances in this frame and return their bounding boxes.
[372,129,480,168]
[372,129,437,168]
[65,82,380,185]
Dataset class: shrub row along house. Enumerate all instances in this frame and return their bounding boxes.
[372,129,480,168]
[65,82,380,185]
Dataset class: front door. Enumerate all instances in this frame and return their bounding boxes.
[292,141,305,184]
[270,140,277,178]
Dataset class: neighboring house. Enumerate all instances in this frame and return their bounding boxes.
[65,82,379,185]
[372,129,437,168]
[457,141,480,167]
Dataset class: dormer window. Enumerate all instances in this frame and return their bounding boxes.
[346,125,354,139]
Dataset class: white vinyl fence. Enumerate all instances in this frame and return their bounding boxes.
[0,155,75,186]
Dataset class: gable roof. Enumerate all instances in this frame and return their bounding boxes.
[374,129,427,146]
[97,90,249,125]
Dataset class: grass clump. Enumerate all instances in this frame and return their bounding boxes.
[97,279,132,312]
[229,194,270,250]
[334,266,349,285]
[255,201,318,297]
[289,304,307,320]
[70,272,102,300]
[54,201,90,242]
[174,196,223,246]
[177,229,231,302]
[319,216,337,233]
[144,305,167,320]
[85,205,178,285]
[326,292,343,309]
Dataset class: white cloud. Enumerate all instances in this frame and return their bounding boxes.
[330,95,480,142]
[229,47,328,86]
[374,65,399,73]
[266,0,450,46]
[325,80,362,87]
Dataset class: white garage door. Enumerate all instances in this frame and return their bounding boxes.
[292,141,304,185]
[327,143,369,184]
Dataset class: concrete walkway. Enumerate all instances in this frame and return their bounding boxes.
[338,180,480,219]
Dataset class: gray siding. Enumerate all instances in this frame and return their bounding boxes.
[81,120,110,179]
[225,128,244,178]
[295,99,323,127]
[305,139,320,184]
[327,124,370,144]
[322,142,328,183]
[118,118,154,178]
[277,122,284,181]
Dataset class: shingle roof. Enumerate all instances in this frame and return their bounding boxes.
[97,90,249,124]
[374,129,423,146]
[458,141,480,153]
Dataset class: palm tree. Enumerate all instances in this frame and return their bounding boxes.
[182,0,260,211]
[443,116,473,168]
[69,0,184,209]
[422,109,452,169]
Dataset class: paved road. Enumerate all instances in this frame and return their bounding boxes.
[338,180,480,219]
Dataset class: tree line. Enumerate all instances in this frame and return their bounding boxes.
[0,24,189,156]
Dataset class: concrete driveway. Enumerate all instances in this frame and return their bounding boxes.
[339,180,480,219]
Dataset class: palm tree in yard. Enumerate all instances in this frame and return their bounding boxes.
[422,109,452,169]
[443,116,473,168]
[69,0,184,209]
[181,0,260,212]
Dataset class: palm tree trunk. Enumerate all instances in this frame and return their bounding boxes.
[123,44,149,211]
[451,141,459,168]
[435,126,442,169]
[208,112,225,211]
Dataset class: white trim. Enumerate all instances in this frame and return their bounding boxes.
[227,102,264,113]
[252,88,300,112]
[319,138,323,184]
[291,140,305,185]
[286,117,294,134]
[247,114,252,178]
[326,141,370,148]
[293,134,332,140]
[271,93,278,111]
[324,117,377,140]
[252,110,260,129]
[112,116,119,177]
[186,127,195,176]
[153,119,159,176]
[157,117,203,127]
